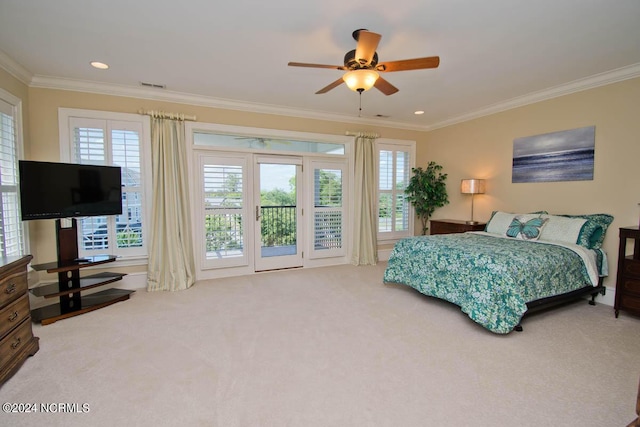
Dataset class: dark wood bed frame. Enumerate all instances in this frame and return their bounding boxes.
[514,277,606,331]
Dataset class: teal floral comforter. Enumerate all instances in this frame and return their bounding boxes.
[383,232,601,334]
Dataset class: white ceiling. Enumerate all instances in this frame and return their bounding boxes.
[1,0,640,130]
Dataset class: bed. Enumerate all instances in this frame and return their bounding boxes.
[383,212,613,334]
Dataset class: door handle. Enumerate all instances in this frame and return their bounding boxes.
[256,206,261,221]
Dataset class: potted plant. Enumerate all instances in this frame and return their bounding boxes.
[405,161,449,235]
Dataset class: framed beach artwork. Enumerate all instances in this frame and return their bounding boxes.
[512,126,595,183]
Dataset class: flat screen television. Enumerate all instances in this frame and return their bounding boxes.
[18,160,122,220]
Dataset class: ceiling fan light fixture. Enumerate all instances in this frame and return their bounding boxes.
[343,69,379,92]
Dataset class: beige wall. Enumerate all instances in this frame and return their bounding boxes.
[420,76,640,288]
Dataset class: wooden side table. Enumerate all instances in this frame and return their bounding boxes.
[430,219,486,235]
[615,226,640,318]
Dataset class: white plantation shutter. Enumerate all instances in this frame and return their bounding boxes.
[377,141,414,240]
[111,127,144,249]
[74,126,106,164]
[309,160,346,259]
[200,155,248,269]
[0,97,25,257]
[68,116,147,257]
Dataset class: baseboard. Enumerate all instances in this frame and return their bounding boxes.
[594,286,615,307]
[378,248,392,262]
[118,272,147,290]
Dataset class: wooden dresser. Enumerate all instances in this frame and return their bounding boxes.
[430,219,487,235]
[0,255,39,385]
[615,226,640,318]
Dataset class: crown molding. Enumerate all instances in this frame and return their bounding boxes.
[10,61,640,133]
[426,62,640,131]
[28,75,428,132]
[0,49,33,84]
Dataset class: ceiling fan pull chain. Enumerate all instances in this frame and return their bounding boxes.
[358,88,364,117]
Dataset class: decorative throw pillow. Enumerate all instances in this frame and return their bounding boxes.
[576,221,604,249]
[557,213,614,249]
[506,214,548,240]
[538,215,587,245]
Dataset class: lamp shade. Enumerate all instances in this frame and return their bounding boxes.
[343,69,379,92]
[460,179,486,194]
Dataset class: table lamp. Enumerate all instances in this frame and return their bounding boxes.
[461,179,486,224]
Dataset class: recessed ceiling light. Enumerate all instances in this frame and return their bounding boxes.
[414,110,425,115]
[90,61,109,70]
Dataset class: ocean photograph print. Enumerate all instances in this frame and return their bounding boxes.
[512,126,595,183]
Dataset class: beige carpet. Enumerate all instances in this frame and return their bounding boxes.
[2,263,639,426]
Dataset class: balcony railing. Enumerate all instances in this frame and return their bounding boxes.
[260,205,296,247]
[205,205,342,259]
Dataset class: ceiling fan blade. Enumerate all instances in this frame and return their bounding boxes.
[288,62,346,70]
[377,56,440,72]
[354,30,381,66]
[316,78,345,94]
[374,77,399,95]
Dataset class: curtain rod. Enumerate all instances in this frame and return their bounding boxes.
[138,109,197,121]
[345,131,380,138]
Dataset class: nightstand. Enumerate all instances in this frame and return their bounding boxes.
[430,219,486,235]
[615,226,640,318]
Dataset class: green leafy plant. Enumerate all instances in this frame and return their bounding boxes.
[405,161,449,235]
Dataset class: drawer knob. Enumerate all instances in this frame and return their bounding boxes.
[8,311,19,322]
[11,337,21,350]
[4,283,16,294]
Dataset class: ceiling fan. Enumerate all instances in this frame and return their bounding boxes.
[288,29,440,95]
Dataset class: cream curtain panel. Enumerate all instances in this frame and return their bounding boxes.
[351,132,378,265]
[147,117,195,291]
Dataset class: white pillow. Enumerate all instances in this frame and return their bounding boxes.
[485,211,518,235]
[538,214,587,245]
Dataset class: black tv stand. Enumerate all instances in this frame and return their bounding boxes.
[30,219,134,325]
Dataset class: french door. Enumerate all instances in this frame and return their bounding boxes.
[253,156,303,271]
[195,151,348,279]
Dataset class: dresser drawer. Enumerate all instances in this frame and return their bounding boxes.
[431,222,461,234]
[619,293,640,314]
[623,258,640,278]
[0,319,34,371]
[0,295,30,340]
[0,270,28,307]
[622,278,640,297]
[430,220,486,235]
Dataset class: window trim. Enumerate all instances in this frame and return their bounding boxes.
[376,138,416,243]
[0,88,27,257]
[58,108,152,265]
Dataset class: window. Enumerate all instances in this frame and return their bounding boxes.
[59,109,151,260]
[197,154,249,269]
[0,91,25,257]
[194,132,345,155]
[309,160,347,259]
[377,140,415,240]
